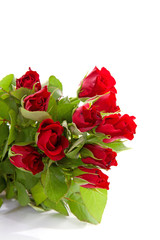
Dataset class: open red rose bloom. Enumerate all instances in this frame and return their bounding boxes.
[0,67,136,224]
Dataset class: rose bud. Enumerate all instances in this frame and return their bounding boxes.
[76,167,110,190]
[37,119,69,161]
[16,67,41,91]
[78,66,116,98]
[96,114,137,142]
[81,144,117,170]
[92,92,120,113]
[72,103,102,132]
[10,145,44,175]
[24,86,51,111]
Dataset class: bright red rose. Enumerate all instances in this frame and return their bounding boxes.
[10,145,44,175]
[77,167,110,190]
[16,67,41,91]
[96,114,137,142]
[92,92,120,113]
[78,66,116,98]
[81,144,117,169]
[37,119,69,161]
[24,86,51,111]
[72,103,102,132]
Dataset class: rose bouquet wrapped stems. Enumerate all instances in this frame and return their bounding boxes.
[0,67,136,224]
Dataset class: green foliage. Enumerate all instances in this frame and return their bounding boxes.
[43,199,69,216]
[48,75,63,100]
[15,182,30,206]
[0,197,3,207]
[6,180,15,199]
[11,87,32,100]
[105,140,130,152]
[0,158,15,175]
[31,181,47,205]
[15,126,37,144]
[44,165,68,203]
[47,95,57,121]
[49,75,63,91]
[0,74,15,92]
[8,110,17,145]
[20,107,52,122]
[0,123,9,146]
[0,99,10,120]
[57,103,76,123]
[0,176,6,193]
[15,168,39,190]
[66,184,107,224]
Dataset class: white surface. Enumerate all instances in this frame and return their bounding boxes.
[0,0,160,239]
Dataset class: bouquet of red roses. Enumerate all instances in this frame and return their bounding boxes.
[0,67,136,224]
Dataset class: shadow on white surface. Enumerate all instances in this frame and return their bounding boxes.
[0,196,86,239]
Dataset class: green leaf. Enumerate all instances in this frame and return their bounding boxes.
[4,96,18,114]
[49,75,63,91]
[8,110,17,145]
[47,95,57,121]
[66,136,86,159]
[31,181,47,205]
[0,97,18,121]
[15,126,37,144]
[43,199,69,216]
[0,99,10,120]
[67,184,107,224]
[6,180,15,199]
[0,158,15,175]
[11,87,32,100]
[80,187,107,223]
[20,107,52,122]
[48,87,62,100]
[48,75,63,100]
[57,103,77,123]
[15,181,30,206]
[15,168,39,190]
[0,176,6,193]
[80,147,101,160]
[0,123,9,145]
[0,197,3,207]
[0,74,14,92]
[67,191,98,224]
[1,140,9,160]
[58,157,85,169]
[44,165,68,203]
[105,140,130,152]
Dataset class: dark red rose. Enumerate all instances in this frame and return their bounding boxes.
[16,67,41,91]
[96,114,137,142]
[78,66,116,98]
[81,144,117,169]
[24,86,51,111]
[92,92,120,113]
[10,145,44,175]
[76,167,110,190]
[72,103,102,132]
[37,119,69,161]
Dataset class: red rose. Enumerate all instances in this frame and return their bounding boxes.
[16,68,41,91]
[37,119,69,161]
[77,167,110,190]
[78,66,116,98]
[92,92,120,113]
[10,145,44,175]
[72,103,102,132]
[96,114,137,142]
[24,86,51,111]
[81,144,117,169]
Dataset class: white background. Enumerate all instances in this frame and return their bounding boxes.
[0,0,160,239]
